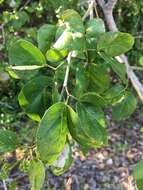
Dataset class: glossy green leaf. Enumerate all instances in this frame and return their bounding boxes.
[36,102,68,164]
[29,160,45,190]
[112,92,137,120]
[50,143,73,176]
[18,76,52,121]
[46,49,67,63]
[0,129,19,153]
[97,32,134,56]
[53,30,73,50]
[61,9,85,51]
[37,24,57,53]
[80,92,106,107]
[9,39,46,67]
[67,104,108,148]
[86,18,105,38]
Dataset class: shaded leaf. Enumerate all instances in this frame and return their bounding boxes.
[37,24,57,53]
[18,76,52,121]
[0,129,19,153]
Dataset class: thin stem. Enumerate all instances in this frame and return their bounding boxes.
[59,52,72,102]
[0,24,5,45]
[82,0,95,21]
[3,180,8,190]
[94,0,99,18]
[132,66,143,71]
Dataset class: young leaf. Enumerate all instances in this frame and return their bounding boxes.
[97,32,134,56]
[86,18,105,38]
[18,76,52,121]
[37,24,57,53]
[50,143,73,176]
[29,160,45,190]
[46,49,67,63]
[9,39,46,67]
[112,92,137,120]
[0,129,19,153]
[36,102,68,164]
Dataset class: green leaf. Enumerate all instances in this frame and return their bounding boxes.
[46,49,67,63]
[18,76,52,122]
[50,143,73,176]
[36,102,68,164]
[61,9,85,51]
[37,24,57,53]
[97,32,134,56]
[0,129,19,153]
[9,39,46,68]
[73,64,88,97]
[100,53,127,83]
[136,179,143,190]
[79,92,106,107]
[67,104,108,148]
[88,64,111,93]
[133,160,143,180]
[103,85,125,105]
[86,18,105,38]
[112,92,137,120]
[61,9,84,33]
[29,160,45,190]
[53,30,73,50]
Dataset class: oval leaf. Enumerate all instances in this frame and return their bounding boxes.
[37,24,57,53]
[36,102,68,164]
[18,76,52,121]
[86,18,105,38]
[97,32,134,56]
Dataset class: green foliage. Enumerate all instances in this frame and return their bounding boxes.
[0,1,139,188]
[133,160,143,190]
[36,103,68,164]
[0,129,19,153]
[29,160,45,190]
[97,32,134,56]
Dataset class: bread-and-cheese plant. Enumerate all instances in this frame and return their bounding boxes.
[2,8,137,189]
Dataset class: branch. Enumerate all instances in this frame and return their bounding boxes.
[97,0,143,102]
[3,180,8,190]
[59,52,72,102]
